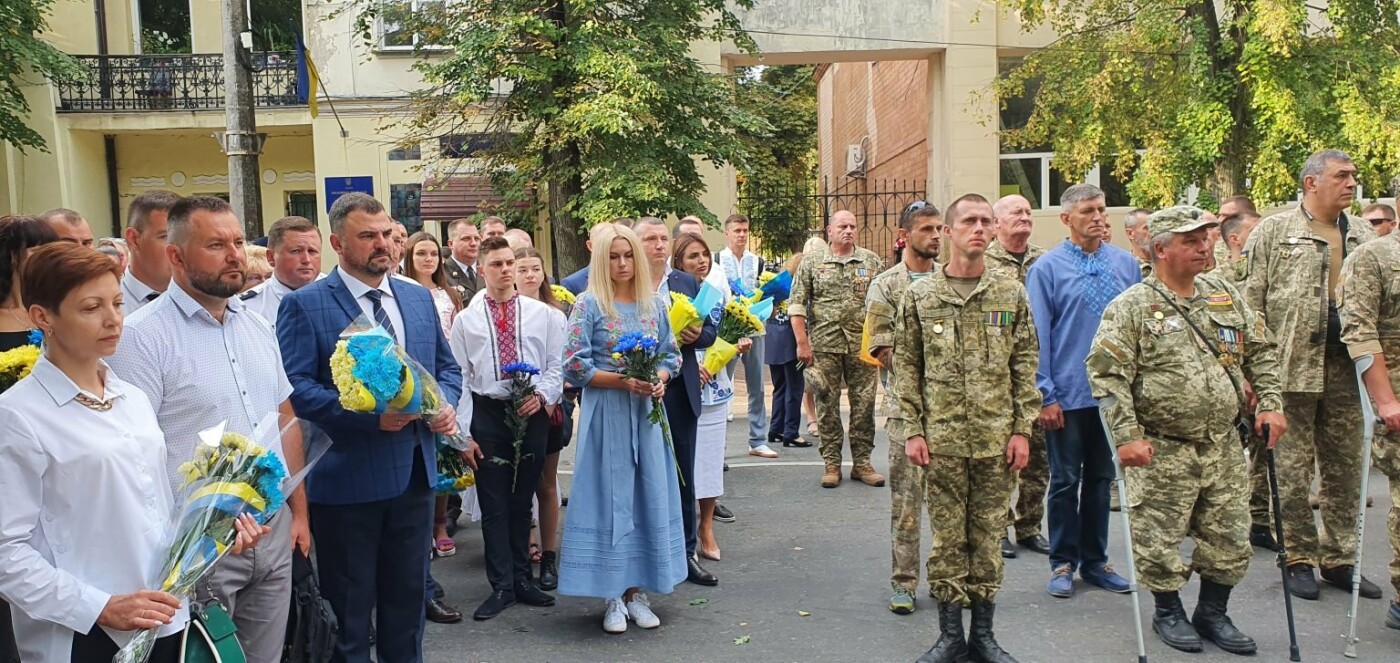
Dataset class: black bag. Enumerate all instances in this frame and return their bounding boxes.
[283,551,338,663]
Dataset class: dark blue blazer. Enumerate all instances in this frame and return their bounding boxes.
[663,270,717,418]
[277,269,463,506]
[561,266,590,296]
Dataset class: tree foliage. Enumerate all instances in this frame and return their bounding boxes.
[996,0,1400,206]
[0,0,85,152]
[344,0,765,273]
[735,65,819,255]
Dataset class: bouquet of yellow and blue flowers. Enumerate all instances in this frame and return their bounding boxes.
[703,298,767,375]
[116,416,325,663]
[612,332,683,483]
[435,436,475,494]
[490,361,540,490]
[550,284,576,308]
[0,330,42,393]
[330,315,467,450]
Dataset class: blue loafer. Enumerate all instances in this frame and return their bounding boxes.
[1047,564,1075,598]
[1082,564,1131,594]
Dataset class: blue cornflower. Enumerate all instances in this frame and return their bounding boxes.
[253,452,287,522]
[26,329,42,346]
[347,334,405,402]
[501,361,540,376]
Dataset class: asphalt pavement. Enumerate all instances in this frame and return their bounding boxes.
[424,380,1400,663]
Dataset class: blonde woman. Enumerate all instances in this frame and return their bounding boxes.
[559,225,686,633]
[242,245,272,291]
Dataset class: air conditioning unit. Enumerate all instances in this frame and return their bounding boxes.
[845,143,867,178]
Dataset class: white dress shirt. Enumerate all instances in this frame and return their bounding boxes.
[108,283,293,494]
[340,270,409,344]
[0,358,188,662]
[119,270,162,316]
[448,293,564,440]
[238,273,324,328]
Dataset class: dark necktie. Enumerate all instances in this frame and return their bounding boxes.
[365,290,398,343]
[144,292,159,302]
[466,266,477,283]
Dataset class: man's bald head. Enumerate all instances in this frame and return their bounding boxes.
[41,208,94,248]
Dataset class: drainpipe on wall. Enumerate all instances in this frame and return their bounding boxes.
[96,0,122,235]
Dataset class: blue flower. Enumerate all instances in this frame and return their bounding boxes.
[346,334,405,402]
[26,330,42,346]
[729,277,755,299]
[253,452,287,523]
[501,362,540,376]
[614,331,658,355]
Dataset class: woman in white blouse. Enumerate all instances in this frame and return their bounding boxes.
[0,244,263,663]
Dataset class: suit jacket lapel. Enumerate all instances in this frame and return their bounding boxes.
[327,269,365,324]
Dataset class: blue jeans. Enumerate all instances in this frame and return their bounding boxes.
[1046,407,1115,572]
[768,361,804,440]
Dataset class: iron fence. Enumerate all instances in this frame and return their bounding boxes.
[739,177,927,270]
[56,52,302,112]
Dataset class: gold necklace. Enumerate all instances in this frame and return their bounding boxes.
[73,393,115,412]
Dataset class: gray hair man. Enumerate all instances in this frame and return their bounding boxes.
[1123,208,1153,274]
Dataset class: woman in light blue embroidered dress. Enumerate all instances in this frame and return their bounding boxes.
[558,225,686,633]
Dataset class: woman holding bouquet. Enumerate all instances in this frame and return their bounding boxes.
[0,244,263,663]
[560,225,687,633]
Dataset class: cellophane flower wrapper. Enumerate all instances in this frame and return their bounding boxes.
[667,292,702,344]
[330,315,468,450]
[758,270,792,304]
[114,415,330,663]
[435,435,476,494]
[702,337,739,376]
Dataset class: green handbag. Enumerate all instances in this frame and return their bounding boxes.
[181,601,246,663]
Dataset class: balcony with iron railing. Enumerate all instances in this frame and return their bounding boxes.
[56,52,304,112]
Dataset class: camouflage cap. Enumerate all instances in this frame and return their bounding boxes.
[1147,206,1217,237]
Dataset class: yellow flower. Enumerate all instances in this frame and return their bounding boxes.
[177,461,202,485]
[758,271,775,286]
[612,352,622,361]
[331,341,378,412]
[0,344,40,383]
[221,432,265,457]
[551,284,576,306]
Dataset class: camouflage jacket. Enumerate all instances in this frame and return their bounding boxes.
[866,263,921,439]
[1242,206,1377,393]
[790,245,885,354]
[1339,234,1400,366]
[894,268,1041,459]
[1087,274,1284,446]
[984,240,1046,283]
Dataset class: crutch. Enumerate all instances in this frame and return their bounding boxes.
[1344,355,1380,658]
[1262,423,1302,661]
[1097,399,1148,663]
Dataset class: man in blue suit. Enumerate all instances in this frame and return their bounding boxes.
[277,192,463,663]
[636,217,721,586]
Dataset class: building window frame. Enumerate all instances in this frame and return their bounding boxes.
[377,0,449,52]
[998,151,1142,210]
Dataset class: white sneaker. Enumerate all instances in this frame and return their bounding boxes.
[747,444,779,459]
[626,592,661,629]
[603,597,628,633]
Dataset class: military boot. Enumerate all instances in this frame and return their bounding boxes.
[1151,591,1202,652]
[1191,580,1256,655]
[965,600,1017,663]
[915,600,968,663]
[820,463,842,488]
[851,461,886,487]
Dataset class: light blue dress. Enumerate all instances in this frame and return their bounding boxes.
[558,292,688,598]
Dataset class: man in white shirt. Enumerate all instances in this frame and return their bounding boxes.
[449,236,563,621]
[239,216,323,325]
[119,190,181,315]
[39,208,95,248]
[108,196,310,663]
[445,218,484,304]
[717,214,772,455]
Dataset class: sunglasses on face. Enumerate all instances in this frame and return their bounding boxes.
[1366,217,1393,226]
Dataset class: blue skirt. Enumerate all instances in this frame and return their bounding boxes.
[557,386,688,598]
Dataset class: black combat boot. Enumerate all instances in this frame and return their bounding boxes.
[915,599,969,663]
[1152,590,1203,652]
[538,550,559,591]
[1191,579,1257,655]
[965,600,1017,663]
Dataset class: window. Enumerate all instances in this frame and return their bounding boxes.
[286,191,318,222]
[390,183,423,232]
[438,134,499,159]
[388,144,422,161]
[998,153,1142,209]
[378,0,446,51]
[999,157,1044,209]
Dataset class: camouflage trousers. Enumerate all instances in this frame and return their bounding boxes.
[1005,425,1048,540]
[1276,348,1364,569]
[809,351,877,467]
[1373,432,1400,596]
[1125,429,1251,592]
[924,454,1015,605]
[889,420,926,593]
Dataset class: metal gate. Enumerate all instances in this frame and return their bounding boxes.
[738,177,926,269]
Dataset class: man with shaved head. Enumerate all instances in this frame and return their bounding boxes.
[40,208,95,248]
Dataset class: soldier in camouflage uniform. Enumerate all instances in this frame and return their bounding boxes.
[896,195,1039,663]
[791,210,887,489]
[987,195,1051,559]
[1337,229,1400,629]
[1241,149,1382,600]
[868,201,943,615]
[1087,207,1287,655]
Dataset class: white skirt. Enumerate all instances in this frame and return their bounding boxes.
[695,403,728,499]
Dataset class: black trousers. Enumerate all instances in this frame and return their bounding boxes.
[769,361,805,440]
[471,394,550,592]
[663,397,700,558]
[0,602,16,663]
[71,625,181,663]
[310,454,432,663]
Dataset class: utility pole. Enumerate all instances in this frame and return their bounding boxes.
[220,0,266,239]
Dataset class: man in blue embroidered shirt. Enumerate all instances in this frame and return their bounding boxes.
[1025,183,1142,599]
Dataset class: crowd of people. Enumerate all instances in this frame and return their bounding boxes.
[0,146,1397,663]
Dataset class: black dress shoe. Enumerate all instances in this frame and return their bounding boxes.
[783,436,813,448]
[713,503,736,523]
[514,581,556,607]
[999,536,1017,559]
[1016,534,1051,555]
[538,551,559,591]
[687,557,719,586]
[1287,564,1320,600]
[1321,565,1383,599]
[427,598,463,624]
[1249,524,1281,552]
[472,590,515,621]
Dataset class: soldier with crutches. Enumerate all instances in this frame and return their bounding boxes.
[1086,207,1287,656]
[1337,231,1400,654]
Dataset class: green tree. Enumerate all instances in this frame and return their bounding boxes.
[344,0,764,273]
[735,65,819,255]
[995,0,1400,206]
[0,0,84,152]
